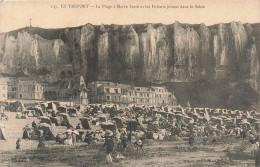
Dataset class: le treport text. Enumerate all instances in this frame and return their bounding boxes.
[57,4,205,9]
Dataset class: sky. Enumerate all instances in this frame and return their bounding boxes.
[0,0,260,33]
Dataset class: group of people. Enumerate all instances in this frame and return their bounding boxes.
[14,103,260,164]
[17,123,46,151]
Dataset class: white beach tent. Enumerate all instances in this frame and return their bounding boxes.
[0,124,7,140]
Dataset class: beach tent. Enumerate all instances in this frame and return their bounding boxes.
[113,117,124,129]
[46,102,58,113]
[100,122,117,132]
[39,116,52,125]
[8,101,25,112]
[68,108,77,116]
[79,117,91,130]
[27,107,44,116]
[127,119,138,132]
[60,114,82,128]
[38,123,55,140]
[0,125,7,140]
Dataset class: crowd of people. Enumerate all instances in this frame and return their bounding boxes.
[1,101,259,164]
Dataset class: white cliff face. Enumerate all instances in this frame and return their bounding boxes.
[121,25,140,80]
[2,35,19,73]
[173,22,201,81]
[141,24,156,69]
[97,25,110,80]
[0,30,70,82]
[217,23,229,67]
[31,36,39,69]
[140,24,157,81]
[199,23,212,78]
[80,24,95,78]
[0,22,259,93]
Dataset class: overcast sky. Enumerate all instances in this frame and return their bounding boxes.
[0,0,260,33]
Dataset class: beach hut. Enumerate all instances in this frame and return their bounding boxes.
[127,119,138,132]
[113,117,124,129]
[100,122,117,132]
[0,124,7,140]
[79,117,91,130]
[39,116,52,125]
[38,123,55,140]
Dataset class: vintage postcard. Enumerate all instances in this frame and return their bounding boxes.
[0,0,260,166]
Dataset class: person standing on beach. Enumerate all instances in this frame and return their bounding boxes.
[103,130,114,163]
[16,139,21,150]
[189,131,195,149]
[37,130,45,148]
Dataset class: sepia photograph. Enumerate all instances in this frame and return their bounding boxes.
[0,0,260,166]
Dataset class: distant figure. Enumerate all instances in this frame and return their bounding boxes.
[84,131,94,145]
[189,131,195,149]
[121,133,128,152]
[76,123,81,129]
[103,130,114,163]
[56,134,65,144]
[249,132,260,148]
[71,130,78,145]
[16,139,21,150]
[37,131,45,148]
[134,139,145,153]
[23,129,29,139]
[32,121,37,129]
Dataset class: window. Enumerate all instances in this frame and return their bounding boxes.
[12,87,16,91]
[2,86,5,90]
[106,88,110,93]
[114,89,118,93]
[106,96,110,100]
[3,94,5,97]
[19,94,22,98]
[147,93,149,97]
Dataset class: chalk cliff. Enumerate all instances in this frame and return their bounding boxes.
[0,22,259,93]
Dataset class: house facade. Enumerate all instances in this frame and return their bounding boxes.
[0,78,8,101]
[87,81,177,106]
[17,81,44,100]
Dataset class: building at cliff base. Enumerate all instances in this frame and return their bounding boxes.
[0,78,8,101]
[57,75,88,106]
[17,80,44,100]
[87,81,177,106]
